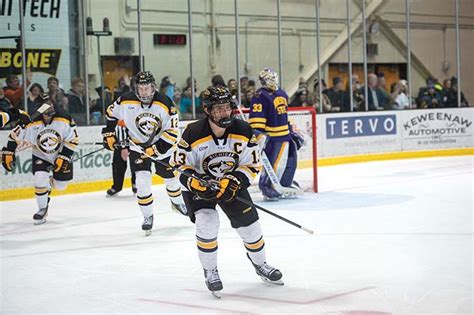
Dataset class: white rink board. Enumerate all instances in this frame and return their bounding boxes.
[1,108,472,190]
[317,108,473,157]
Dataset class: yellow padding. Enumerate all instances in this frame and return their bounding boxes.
[197,240,218,250]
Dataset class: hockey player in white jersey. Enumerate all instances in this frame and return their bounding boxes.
[175,86,283,298]
[102,71,187,236]
[1,94,79,224]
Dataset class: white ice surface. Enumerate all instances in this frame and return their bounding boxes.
[1,156,472,315]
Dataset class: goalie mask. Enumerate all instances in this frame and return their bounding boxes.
[202,86,236,129]
[259,67,279,91]
[134,71,156,104]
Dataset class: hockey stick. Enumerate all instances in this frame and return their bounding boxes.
[129,141,314,235]
[72,147,106,162]
[235,107,302,197]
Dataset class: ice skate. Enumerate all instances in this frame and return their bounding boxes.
[204,267,223,298]
[142,215,153,236]
[106,188,121,197]
[247,253,284,285]
[33,206,49,225]
[171,200,187,216]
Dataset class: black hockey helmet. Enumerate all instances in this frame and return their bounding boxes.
[202,86,236,128]
[134,71,156,104]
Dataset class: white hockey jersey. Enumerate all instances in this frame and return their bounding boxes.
[105,91,179,158]
[176,118,261,188]
[8,111,78,164]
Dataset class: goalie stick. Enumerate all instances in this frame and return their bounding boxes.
[235,106,302,198]
[129,140,314,235]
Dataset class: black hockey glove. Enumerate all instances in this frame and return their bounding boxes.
[1,147,16,172]
[187,174,217,201]
[102,128,117,151]
[9,108,31,128]
[54,154,72,174]
[145,143,162,159]
[216,174,241,202]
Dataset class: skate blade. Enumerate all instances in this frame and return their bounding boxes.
[144,230,152,236]
[211,290,222,299]
[260,276,284,286]
[34,219,47,225]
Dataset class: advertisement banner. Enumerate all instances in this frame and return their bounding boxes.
[401,108,473,150]
[0,0,71,88]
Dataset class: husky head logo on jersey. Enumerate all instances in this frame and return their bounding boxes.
[135,113,162,137]
[36,129,62,154]
[203,152,238,178]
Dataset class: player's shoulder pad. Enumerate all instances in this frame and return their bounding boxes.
[118,91,139,103]
[153,93,177,115]
[53,109,76,126]
[228,119,254,141]
[180,119,209,149]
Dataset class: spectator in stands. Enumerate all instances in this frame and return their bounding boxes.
[113,75,131,99]
[324,77,346,112]
[22,83,44,114]
[227,79,238,98]
[91,86,112,124]
[160,76,175,100]
[173,87,182,107]
[180,85,203,120]
[390,80,411,110]
[445,76,469,107]
[3,71,32,107]
[377,72,391,100]
[0,88,12,112]
[47,76,68,111]
[241,87,256,108]
[310,79,333,113]
[344,76,364,111]
[66,77,87,125]
[419,81,443,108]
[360,73,389,111]
[290,87,310,107]
[240,76,249,94]
[211,74,226,87]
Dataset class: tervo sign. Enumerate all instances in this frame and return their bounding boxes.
[326,115,397,139]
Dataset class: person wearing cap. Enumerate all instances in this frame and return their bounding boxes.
[419,81,443,108]
[445,77,469,107]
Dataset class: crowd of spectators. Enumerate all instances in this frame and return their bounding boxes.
[291,72,469,113]
[1,70,470,127]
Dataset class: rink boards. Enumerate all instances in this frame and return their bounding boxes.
[0,108,472,200]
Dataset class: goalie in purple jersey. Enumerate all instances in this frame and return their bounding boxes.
[249,68,302,201]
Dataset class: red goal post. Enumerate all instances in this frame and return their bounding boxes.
[238,106,318,193]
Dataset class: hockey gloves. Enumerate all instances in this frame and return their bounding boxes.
[102,130,117,151]
[54,154,72,174]
[145,143,163,159]
[1,147,15,172]
[216,174,241,202]
[187,175,217,201]
[9,108,31,128]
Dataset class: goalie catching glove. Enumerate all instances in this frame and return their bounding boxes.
[187,174,217,200]
[216,174,241,202]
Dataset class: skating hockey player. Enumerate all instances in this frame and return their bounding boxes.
[249,67,302,201]
[1,94,79,224]
[102,71,187,236]
[175,86,283,298]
